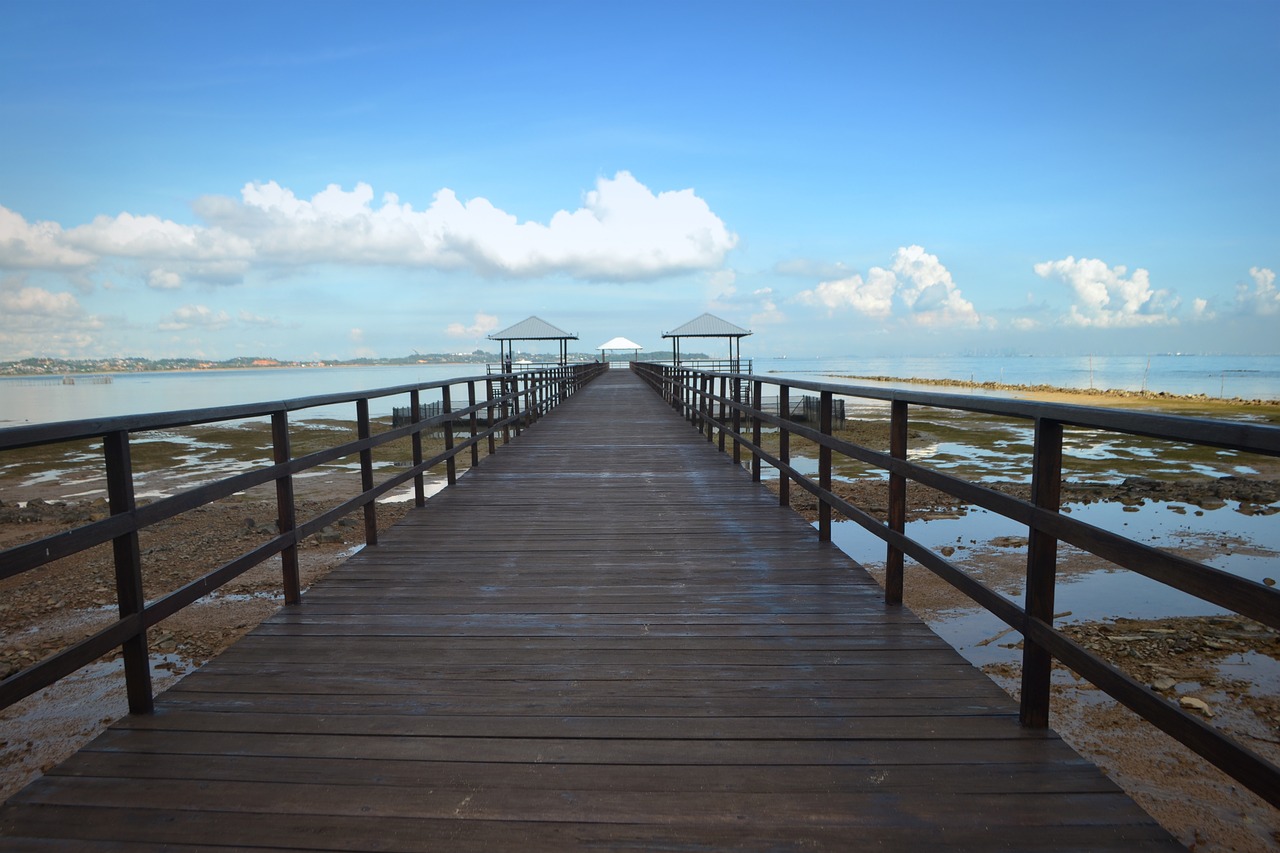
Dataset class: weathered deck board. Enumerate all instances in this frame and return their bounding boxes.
[0,370,1180,851]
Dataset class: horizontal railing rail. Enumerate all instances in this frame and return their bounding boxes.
[0,363,607,715]
[632,361,1280,809]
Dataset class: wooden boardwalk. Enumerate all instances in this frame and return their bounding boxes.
[0,370,1179,851]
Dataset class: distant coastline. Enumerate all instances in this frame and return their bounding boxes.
[0,350,700,378]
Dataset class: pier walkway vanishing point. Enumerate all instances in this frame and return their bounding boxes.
[0,370,1180,850]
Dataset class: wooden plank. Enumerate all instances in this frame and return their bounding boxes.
[0,370,1179,851]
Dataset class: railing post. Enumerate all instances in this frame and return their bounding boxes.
[271,411,301,604]
[410,390,426,506]
[356,398,378,547]
[751,379,762,482]
[885,400,907,606]
[1020,417,1063,728]
[703,374,714,442]
[718,375,728,452]
[103,430,154,715]
[818,391,833,541]
[778,385,790,508]
[512,375,523,437]
[732,376,742,465]
[468,381,480,468]
[442,385,457,486]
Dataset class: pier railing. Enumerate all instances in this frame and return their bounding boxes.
[0,363,606,715]
[633,361,1280,808]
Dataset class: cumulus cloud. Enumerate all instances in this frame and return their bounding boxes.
[0,284,82,317]
[794,246,980,326]
[0,278,103,358]
[147,268,183,290]
[445,312,500,338]
[1033,256,1178,327]
[750,288,785,326]
[196,171,736,281]
[157,304,231,331]
[796,267,896,317]
[0,173,735,287]
[1236,266,1279,315]
[0,206,96,269]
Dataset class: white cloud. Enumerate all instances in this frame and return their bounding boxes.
[707,269,737,303]
[0,284,82,317]
[0,278,103,357]
[794,246,980,326]
[147,268,183,290]
[0,206,96,269]
[349,328,365,343]
[1191,297,1213,320]
[238,310,280,327]
[0,173,735,288]
[750,288,785,326]
[1033,256,1176,328]
[157,304,231,331]
[195,171,736,281]
[889,246,980,326]
[65,212,253,262]
[445,312,500,338]
[1236,266,1279,315]
[796,267,896,317]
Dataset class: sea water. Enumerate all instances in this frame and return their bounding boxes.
[1,354,1278,428]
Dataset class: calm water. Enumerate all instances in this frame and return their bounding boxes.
[1,354,1278,428]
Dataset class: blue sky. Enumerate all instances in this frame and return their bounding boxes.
[1,0,1276,361]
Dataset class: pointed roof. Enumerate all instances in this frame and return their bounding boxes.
[597,336,644,351]
[662,312,751,338]
[487,316,577,341]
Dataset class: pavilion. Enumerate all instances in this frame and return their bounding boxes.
[661,312,751,369]
[487,316,578,370]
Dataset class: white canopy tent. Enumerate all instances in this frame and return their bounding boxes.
[597,336,644,364]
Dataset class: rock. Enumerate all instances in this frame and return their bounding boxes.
[1179,696,1214,717]
[1265,577,1276,588]
[1151,676,1177,692]
[940,545,955,557]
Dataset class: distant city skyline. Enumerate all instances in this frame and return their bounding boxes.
[1,1,1276,361]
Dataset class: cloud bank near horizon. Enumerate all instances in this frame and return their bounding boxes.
[0,172,738,287]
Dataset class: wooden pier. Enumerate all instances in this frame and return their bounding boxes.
[0,370,1179,850]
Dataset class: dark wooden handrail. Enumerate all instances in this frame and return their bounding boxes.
[0,363,607,715]
[632,361,1280,809]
